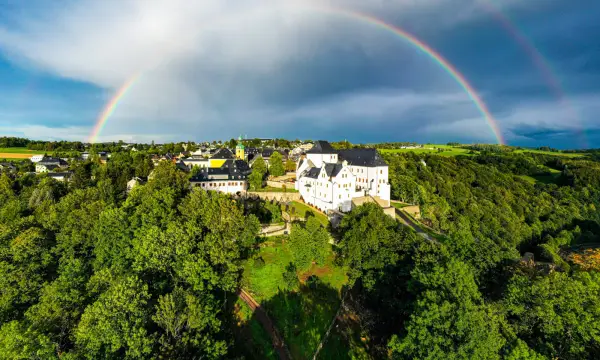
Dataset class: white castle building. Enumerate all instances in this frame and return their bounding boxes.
[295,141,390,213]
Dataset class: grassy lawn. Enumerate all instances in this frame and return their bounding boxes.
[285,201,329,227]
[391,202,410,209]
[513,149,584,158]
[518,169,562,185]
[379,145,474,157]
[532,173,561,184]
[251,186,299,193]
[516,175,537,184]
[0,147,47,154]
[242,236,348,359]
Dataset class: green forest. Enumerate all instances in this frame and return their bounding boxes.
[0,146,600,359]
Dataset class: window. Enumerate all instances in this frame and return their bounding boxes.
[380,169,383,174]
[338,195,341,199]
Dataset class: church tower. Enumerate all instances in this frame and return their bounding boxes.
[235,135,245,160]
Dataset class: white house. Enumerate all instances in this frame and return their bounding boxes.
[47,172,72,182]
[181,158,210,169]
[30,155,45,163]
[189,159,251,195]
[35,156,68,173]
[127,177,145,193]
[295,141,390,213]
[291,143,314,156]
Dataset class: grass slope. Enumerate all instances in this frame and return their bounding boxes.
[0,147,47,154]
[513,149,584,158]
[379,145,472,157]
[242,236,348,359]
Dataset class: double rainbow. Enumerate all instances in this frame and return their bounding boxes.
[88,6,504,144]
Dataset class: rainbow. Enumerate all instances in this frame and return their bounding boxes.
[88,74,140,143]
[88,6,505,144]
[480,0,586,147]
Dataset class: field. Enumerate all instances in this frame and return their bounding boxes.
[240,236,353,359]
[513,149,584,158]
[0,147,46,159]
[379,144,473,157]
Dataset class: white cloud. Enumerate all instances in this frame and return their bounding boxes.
[0,0,552,142]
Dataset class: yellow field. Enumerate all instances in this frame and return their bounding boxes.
[0,153,34,159]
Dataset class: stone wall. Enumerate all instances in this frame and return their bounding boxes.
[245,191,301,203]
[382,206,396,218]
[402,205,421,219]
[266,180,286,189]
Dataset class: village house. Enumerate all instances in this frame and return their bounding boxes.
[35,156,68,173]
[127,177,146,193]
[47,172,73,182]
[188,143,251,194]
[189,159,251,194]
[30,154,45,163]
[295,141,391,213]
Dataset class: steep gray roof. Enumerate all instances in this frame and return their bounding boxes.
[190,159,251,181]
[338,149,387,167]
[211,148,235,159]
[304,167,321,179]
[306,140,336,154]
[324,163,344,177]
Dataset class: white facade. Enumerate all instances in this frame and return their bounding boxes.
[181,158,210,168]
[306,152,338,169]
[346,165,391,201]
[47,173,71,182]
[190,180,247,194]
[296,164,363,212]
[36,164,51,173]
[295,141,391,213]
[30,155,44,163]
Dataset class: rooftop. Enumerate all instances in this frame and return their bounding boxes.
[306,140,336,154]
[338,149,387,167]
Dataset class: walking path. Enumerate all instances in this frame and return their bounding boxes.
[238,289,292,360]
[394,208,434,241]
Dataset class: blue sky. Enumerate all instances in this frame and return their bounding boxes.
[0,0,599,148]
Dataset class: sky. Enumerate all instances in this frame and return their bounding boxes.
[0,0,599,148]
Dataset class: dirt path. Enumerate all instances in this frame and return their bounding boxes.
[238,289,292,360]
[395,208,435,242]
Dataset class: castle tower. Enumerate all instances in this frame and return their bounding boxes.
[235,135,245,160]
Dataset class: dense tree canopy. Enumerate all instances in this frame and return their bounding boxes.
[269,151,285,177]
[1,142,600,359]
[0,159,259,358]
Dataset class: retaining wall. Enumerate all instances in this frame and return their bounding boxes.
[246,191,301,203]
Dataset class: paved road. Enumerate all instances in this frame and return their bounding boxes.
[394,208,434,241]
[238,289,291,360]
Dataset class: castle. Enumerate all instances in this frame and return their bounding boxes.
[295,141,390,213]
